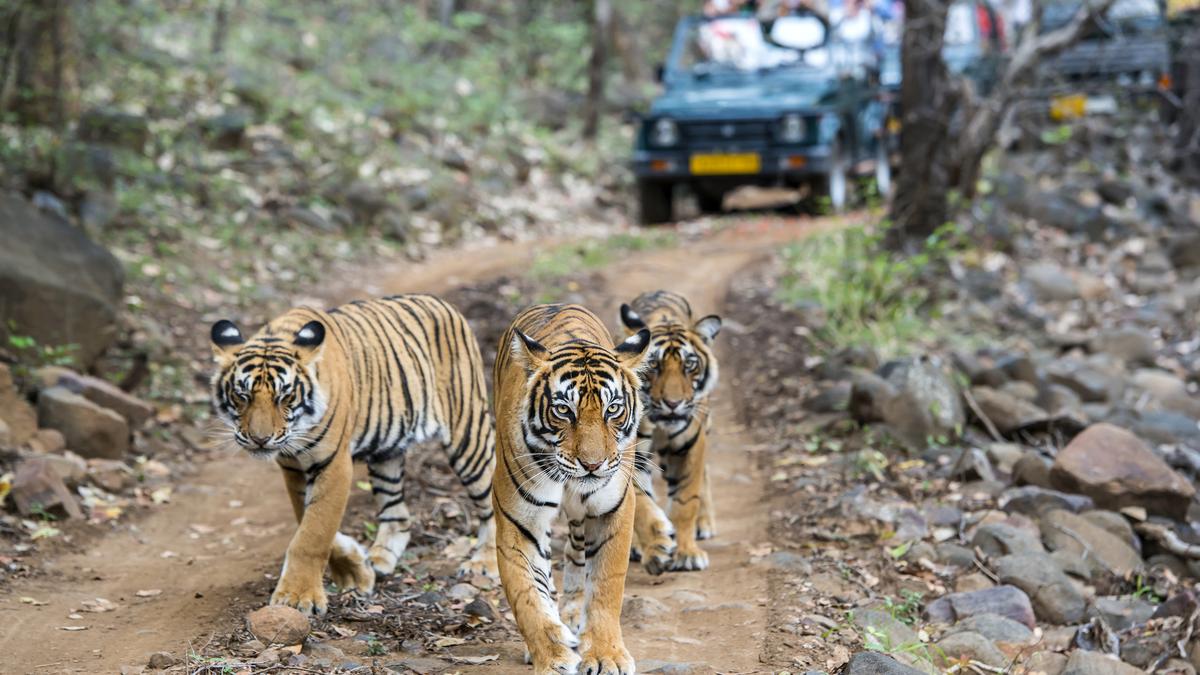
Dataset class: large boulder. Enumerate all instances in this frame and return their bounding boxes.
[0,193,124,368]
[37,386,129,459]
[11,456,83,519]
[1050,423,1195,519]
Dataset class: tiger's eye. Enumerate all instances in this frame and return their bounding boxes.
[607,402,622,414]
[552,403,571,417]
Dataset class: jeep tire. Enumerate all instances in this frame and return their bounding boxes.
[638,179,673,225]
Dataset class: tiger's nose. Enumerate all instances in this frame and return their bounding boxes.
[247,433,271,447]
[580,459,604,473]
[663,399,683,411]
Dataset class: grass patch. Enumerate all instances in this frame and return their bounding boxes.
[777,223,958,357]
[530,231,676,280]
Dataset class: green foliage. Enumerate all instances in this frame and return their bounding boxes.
[366,637,387,657]
[777,222,960,356]
[6,325,78,380]
[883,590,924,626]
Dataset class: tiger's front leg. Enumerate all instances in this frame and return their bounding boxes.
[272,447,353,615]
[366,456,413,575]
[632,435,675,575]
[494,485,579,675]
[578,481,636,675]
[665,428,709,572]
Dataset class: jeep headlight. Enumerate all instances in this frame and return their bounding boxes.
[780,113,805,143]
[651,118,678,147]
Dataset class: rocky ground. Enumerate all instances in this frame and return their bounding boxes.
[1,108,1199,675]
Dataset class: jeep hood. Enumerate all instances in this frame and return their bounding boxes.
[650,76,836,118]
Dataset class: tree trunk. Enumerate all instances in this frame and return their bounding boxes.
[0,0,80,128]
[211,0,229,56]
[1177,21,1200,184]
[887,0,955,247]
[583,0,612,140]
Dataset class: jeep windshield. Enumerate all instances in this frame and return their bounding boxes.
[672,15,832,77]
[1041,0,1164,36]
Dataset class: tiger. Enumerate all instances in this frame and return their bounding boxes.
[209,294,497,616]
[619,290,721,573]
[492,303,651,675]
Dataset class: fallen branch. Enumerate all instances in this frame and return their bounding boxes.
[1136,521,1200,559]
[962,388,1003,443]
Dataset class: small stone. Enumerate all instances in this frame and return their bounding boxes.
[1090,327,1156,365]
[1001,486,1094,517]
[246,605,310,645]
[623,595,670,622]
[1026,651,1068,675]
[994,552,1087,624]
[955,573,995,593]
[853,609,920,652]
[146,652,175,669]
[936,631,1007,668]
[972,522,1045,558]
[37,386,130,459]
[1041,509,1143,578]
[32,428,67,454]
[301,642,345,661]
[87,459,134,492]
[842,651,926,675]
[946,613,1035,644]
[986,442,1026,474]
[1045,361,1117,403]
[446,583,478,601]
[1025,262,1079,302]
[1050,423,1195,519]
[640,660,708,674]
[1090,596,1156,631]
[1062,651,1144,675]
[463,597,495,620]
[0,364,37,446]
[924,585,1036,628]
[970,386,1049,434]
[1012,452,1054,489]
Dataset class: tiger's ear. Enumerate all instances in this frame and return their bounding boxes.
[615,328,651,370]
[619,304,646,334]
[694,315,722,343]
[293,320,326,364]
[211,320,245,363]
[510,329,549,372]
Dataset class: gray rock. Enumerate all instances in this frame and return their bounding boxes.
[1000,380,1039,402]
[986,442,1026,473]
[936,543,977,568]
[1134,410,1200,446]
[1168,232,1200,269]
[1090,327,1156,365]
[1046,361,1117,403]
[146,652,176,669]
[245,606,310,645]
[1012,452,1054,488]
[878,357,965,444]
[998,354,1040,384]
[623,595,670,622]
[38,386,129,459]
[972,522,1045,558]
[0,193,124,368]
[805,382,852,413]
[1081,511,1139,553]
[970,386,1049,434]
[1026,651,1068,675]
[1089,596,1156,631]
[1025,262,1079,302]
[1050,423,1195,519]
[935,631,1007,668]
[640,660,711,674]
[463,597,496,620]
[1062,651,1143,675]
[842,652,925,675]
[22,449,87,486]
[994,552,1087,624]
[1038,383,1084,416]
[36,367,154,427]
[849,371,897,424]
[10,456,83,519]
[924,585,1036,628]
[1041,509,1143,578]
[946,613,1034,644]
[280,206,339,234]
[1131,369,1200,418]
[1001,486,1095,517]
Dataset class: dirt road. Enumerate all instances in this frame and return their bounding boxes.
[0,217,822,674]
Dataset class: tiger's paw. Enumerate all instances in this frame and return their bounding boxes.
[458,545,499,579]
[641,522,676,576]
[628,545,642,563]
[560,598,585,635]
[670,545,709,572]
[329,533,375,594]
[578,643,634,675]
[368,545,398,576]
[271,575,328,616]
[531,625,582,675]
[696,521,716,541]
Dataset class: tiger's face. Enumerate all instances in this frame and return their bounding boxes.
[209,319,329,458]
[620,305,721,430]
[510,329,651,483]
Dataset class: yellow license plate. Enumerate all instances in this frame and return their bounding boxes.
[1050,94,1086,121]
[689,153,760,175]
